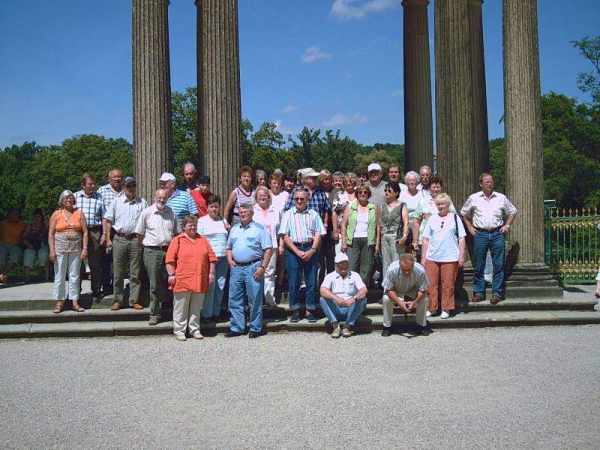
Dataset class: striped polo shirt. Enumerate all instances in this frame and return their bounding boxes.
[279,206,325,244]
[167,189,198,219]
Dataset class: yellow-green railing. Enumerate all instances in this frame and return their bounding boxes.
[545,205,600,283]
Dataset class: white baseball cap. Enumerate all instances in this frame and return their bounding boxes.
[334,253,349,264]
[367,163,382,173]
[301,168,320,178]
[159,172,176,182]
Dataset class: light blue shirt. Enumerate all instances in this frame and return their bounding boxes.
[167,189,198,219]
[422,213,466,262]
[226,220,272,263]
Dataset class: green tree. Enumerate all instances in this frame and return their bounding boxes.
[572,35,600,104]
[171,87,198,170]
[296,127,321,167]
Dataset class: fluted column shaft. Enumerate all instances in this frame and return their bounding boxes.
[469,0,490,174]
[504,0,544,265]
[197,0,242,202]
[403,0,434,172]
[133,0,173,202]
[435,0,477,208]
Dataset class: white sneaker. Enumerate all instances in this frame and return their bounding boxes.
[192,331,204,340]
[426,311,432,318]
[175,334,187,341]
[440,311,450,319]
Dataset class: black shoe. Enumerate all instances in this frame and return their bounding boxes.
[416,325,431,336]
[381,327,392,337]
[225,331,243,338]
[248,331,261,339]
[306,311,318,323]
[290,310,301,323]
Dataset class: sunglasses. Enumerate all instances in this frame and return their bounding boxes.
[294,197,306,201]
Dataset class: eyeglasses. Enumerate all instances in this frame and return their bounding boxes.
[357,191,369,196]
[294,197,306,201]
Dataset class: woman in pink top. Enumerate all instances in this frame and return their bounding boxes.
[166,215,217,341]
[253,187,280,306]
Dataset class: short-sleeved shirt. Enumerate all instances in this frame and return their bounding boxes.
[279,207,325,244]
[165,234,217,293]
[227,221,272,263]
[284,186,332,219]
[460,191,517,230]
[97,184,122,211]
[367,180,387,208]
[197,215,228,257]
[321,270,366,300]
[135,204,178,247]
[382,261,429,298]
[167,189,198,219]
[104,195,147,234]
[415,196,456,243]
[270,191,289,216]
[422,213,466,262]
[75,190,104,227]
[253,204,280,249]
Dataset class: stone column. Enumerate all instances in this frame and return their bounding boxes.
[132,0,173,203]
[504,0,544,266]
[402,0,434,172]
[435,0,477,208]
[196,0,242,202]
[469,0,490,174]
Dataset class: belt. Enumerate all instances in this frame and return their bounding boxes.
[293,241,313,247]
[115,232,137,239]
[145,245,168,251]
[234,258,260,267]
[475,226,502,233]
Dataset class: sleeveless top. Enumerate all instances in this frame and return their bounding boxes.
[54,209,83,254]
[232,186,255,223]
[381,202,404,236]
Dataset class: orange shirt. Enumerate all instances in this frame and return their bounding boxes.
[0,219,26,245]
[165,233,217,293]
[54,209,83,233]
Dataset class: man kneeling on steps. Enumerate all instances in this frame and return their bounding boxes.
[319,253,367,338]
[381,253,430,337]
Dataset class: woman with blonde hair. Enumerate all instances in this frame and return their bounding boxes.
[421,193,466,319]
[48,190,88,313]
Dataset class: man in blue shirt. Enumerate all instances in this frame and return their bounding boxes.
[226,202,273,338]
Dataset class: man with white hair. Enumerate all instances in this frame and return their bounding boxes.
[381,253,430,337]
[284,168,331,223]
[418,165,433,199]
[319,252,368,338]
[366,162,387,208]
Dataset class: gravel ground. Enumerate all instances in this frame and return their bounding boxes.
[1,326,599,449]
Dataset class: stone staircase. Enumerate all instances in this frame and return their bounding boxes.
[0,288,598,338]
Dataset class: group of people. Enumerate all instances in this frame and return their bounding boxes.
[38,160,534,340]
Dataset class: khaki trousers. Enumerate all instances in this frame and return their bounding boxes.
[382,295,429,327]
[173,291,205,336]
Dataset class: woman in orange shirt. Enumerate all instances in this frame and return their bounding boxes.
[166,215,217,341]
[48,190,88,313]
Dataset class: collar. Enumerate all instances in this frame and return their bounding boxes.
[151,204,169,214]
[122,195,140,204]
[239,220,254,229]
[479,191,497,199]
[292,206,309,214]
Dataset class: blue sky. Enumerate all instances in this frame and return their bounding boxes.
[0,0,599,149]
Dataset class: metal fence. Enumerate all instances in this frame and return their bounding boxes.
[545,204,600,284]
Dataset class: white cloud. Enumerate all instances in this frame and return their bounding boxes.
[331,0,401,20]
[282,104,298,114]
[301,46,332,64]
[274,120,296,136]
[323,113,368,128]
[392,89,403,97]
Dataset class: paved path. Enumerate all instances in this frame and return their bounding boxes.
[1,327,599,449]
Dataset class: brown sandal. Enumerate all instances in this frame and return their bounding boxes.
[53,301,65,314]
[72,303,85,312]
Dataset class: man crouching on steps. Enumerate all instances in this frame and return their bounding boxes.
[381,253,430,337]
[319,253,367,338]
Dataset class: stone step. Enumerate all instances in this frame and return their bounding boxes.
[1,310,599,339]
[1,298,595,325]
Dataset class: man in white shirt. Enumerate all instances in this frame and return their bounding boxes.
[319,253,368,338]
[381,253,430,336]
[461,173,517,304]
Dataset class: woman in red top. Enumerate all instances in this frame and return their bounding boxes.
[166,215,217,341]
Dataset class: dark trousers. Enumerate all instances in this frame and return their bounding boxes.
[286,244,319,311]
[472,230,506,297]
[86,228,104,296]
[319,233,335,284]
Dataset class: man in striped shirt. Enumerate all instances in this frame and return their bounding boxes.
[75,173,105,301]
[279,188,326,323]
[98,168,123,296]
[160,172,198,229]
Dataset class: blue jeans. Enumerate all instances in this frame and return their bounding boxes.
[319,297,366,327]
[286,245,319,311]
[203,256,228,319]
[228,261,264,333]
[472,230,506,297]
